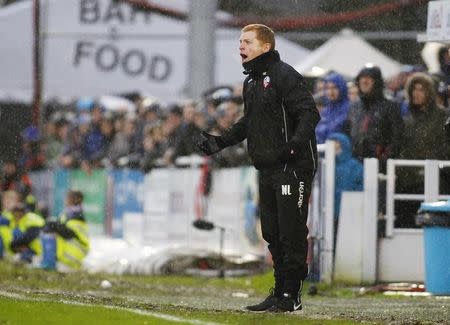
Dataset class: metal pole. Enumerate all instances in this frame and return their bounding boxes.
[32,0,42,127]
[424,160,440,203]
[187,0,217,99]
[385,159,395,237]
[218,227,225,278]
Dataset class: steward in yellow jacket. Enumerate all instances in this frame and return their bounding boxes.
[41,190,90,270]
[0,190,21,258]
[8,203,45,262]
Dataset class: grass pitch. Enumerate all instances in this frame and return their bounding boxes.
[0,261,449,324]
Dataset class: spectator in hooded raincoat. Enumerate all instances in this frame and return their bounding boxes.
[347,65,404,172]
[328,132,364,222]
[396,72,450,228]
[327,133,364,251]
[315,73,350,144]
[400,73,450,161]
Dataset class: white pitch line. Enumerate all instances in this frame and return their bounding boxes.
[0,290,222,325]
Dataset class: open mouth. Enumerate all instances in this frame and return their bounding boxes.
[240,53,248,60]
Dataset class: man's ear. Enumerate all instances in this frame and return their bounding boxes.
[262,43,271,53]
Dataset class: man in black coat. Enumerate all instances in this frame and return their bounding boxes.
[197,24,320,312]
[347,65,404,172]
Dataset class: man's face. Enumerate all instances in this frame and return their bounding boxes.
[412,83,427,107]
[2,192,19,211]
[3,162,16,176]
[358,76,375,95]
[183,105,196,123]
[239,31,270,63]
[325,82,340,102]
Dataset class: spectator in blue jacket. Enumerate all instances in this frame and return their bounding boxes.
[315,73,350,144]
[328,133,364,220]
[328,132,363,252]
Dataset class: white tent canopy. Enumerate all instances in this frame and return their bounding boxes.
[0,0,310,102]
[294,29,403,79]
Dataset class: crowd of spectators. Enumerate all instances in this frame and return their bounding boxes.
[312,45,450,228]
[4,85,250,178]
[1,45,450,229]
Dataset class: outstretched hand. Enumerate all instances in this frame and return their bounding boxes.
[196,131,222,156]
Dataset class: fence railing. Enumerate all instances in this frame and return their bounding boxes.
[385,159,450,237]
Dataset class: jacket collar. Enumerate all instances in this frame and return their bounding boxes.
[243,50,280,77]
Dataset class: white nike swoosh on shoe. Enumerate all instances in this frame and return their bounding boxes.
[293,302,302,311]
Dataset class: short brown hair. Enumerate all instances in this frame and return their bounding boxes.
[67,190,84,206]
[242,24,275,50]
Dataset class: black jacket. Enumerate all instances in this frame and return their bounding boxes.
[348,66,404,167]
[219,51,320,171]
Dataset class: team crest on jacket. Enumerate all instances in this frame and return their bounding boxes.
[263,76,271,88]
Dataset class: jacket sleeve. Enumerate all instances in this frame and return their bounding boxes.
[218,115,248,147]
[10,227,40,251]
[55,222,77,239]
[0,215,10,226]
[281,67,320,145]
[217,80,249,147]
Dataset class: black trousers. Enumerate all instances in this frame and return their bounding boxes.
[258,166,314,295]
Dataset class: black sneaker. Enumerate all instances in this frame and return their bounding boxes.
[245,289,280,311]
[267,292,302,312]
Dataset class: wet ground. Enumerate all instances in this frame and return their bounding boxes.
[0,262,449,324]
[1,284,449,324]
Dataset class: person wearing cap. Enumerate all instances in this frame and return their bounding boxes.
[9,202,45,262]
[197,24,319,312]
[347,65,404,172]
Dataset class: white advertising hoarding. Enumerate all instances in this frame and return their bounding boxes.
[0,0,310,101]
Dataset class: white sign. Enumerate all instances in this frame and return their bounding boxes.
[0,0,309,101]
[444,1,450,40]
[44,0,185,99]
[425,0,450,42]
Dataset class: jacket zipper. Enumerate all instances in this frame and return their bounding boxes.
[309,140,316,171]
[281,100,289,172]
[283,101,317,173]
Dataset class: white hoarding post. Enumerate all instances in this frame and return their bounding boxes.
[362,158,378,283]
[424,160,440,203]
[320,140,335,283]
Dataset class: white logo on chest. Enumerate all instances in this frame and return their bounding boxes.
[263,76,271,88]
